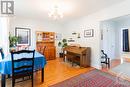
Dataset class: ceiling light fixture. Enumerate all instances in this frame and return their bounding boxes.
[48,5,63,20]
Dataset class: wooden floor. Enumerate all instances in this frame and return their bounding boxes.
[1,58,94,87]
[101,59,121,71]
[0,58,121,87]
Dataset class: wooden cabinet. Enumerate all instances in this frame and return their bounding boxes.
[43,46,56,60]
[36,31,56,60]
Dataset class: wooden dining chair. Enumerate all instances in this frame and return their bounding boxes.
[0,47,4,60]
[38,46,46,55]
[11,50,35,87]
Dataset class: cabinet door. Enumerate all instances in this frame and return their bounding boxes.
[44,47,50,60]
[49,47,56,60]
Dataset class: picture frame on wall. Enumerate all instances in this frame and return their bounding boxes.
[84,29,94,37]
[15,27,31,46]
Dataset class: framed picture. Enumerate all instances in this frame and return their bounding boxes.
[84,29,94,37]
[15,27,31,46]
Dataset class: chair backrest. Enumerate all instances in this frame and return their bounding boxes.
[42,46,46,55]
[11,50,35,78]
[0,48,4,59]
[101,50,107,58]
[38,46,46,55]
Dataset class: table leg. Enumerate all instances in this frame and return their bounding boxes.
[63,51,65,62]
[7,74,11,78]
[41,68,44,82]
[80,54,83,67]
[1,74,6,87]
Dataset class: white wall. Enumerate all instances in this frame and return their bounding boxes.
[62,17,101,69]
[9,16,63,57]
[62,0,130,69]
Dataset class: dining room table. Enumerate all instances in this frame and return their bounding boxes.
[0,51,47,87]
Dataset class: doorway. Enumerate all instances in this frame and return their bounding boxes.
[100,14,130,63]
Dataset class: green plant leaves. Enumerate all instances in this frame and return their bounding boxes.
[58,38,68,48]
[9,34,19,47]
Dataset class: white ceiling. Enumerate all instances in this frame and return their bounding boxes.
[14,0,124,22]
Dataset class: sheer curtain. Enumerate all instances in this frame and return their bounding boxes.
[0,17,10,56]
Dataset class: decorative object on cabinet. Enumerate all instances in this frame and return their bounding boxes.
[84,29,94,37]
[37,33,43,41]
[36,31,56,60]
[15,27,31,46]
[58,38,68,57]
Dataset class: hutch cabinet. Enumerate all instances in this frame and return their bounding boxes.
[36,31,56,60]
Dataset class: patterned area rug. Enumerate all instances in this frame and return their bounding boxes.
[49,69,130,87]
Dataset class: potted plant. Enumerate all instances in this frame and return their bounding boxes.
[9,34,19,52]
[58,38,68,57]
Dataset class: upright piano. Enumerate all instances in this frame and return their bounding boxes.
[63,46,91,67]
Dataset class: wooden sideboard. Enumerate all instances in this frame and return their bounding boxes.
[63,46,91,67]
[36,31,56,60]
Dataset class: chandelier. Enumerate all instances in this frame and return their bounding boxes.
[48,5,63,20]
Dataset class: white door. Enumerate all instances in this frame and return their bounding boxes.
[101,23,115,60]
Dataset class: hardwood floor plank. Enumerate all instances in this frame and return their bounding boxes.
[0,58,94,87]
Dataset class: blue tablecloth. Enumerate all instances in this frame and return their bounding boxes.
[0,51,46,74]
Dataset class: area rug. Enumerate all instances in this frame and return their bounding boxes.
[110,62,130,79]
[49,69,130,87]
